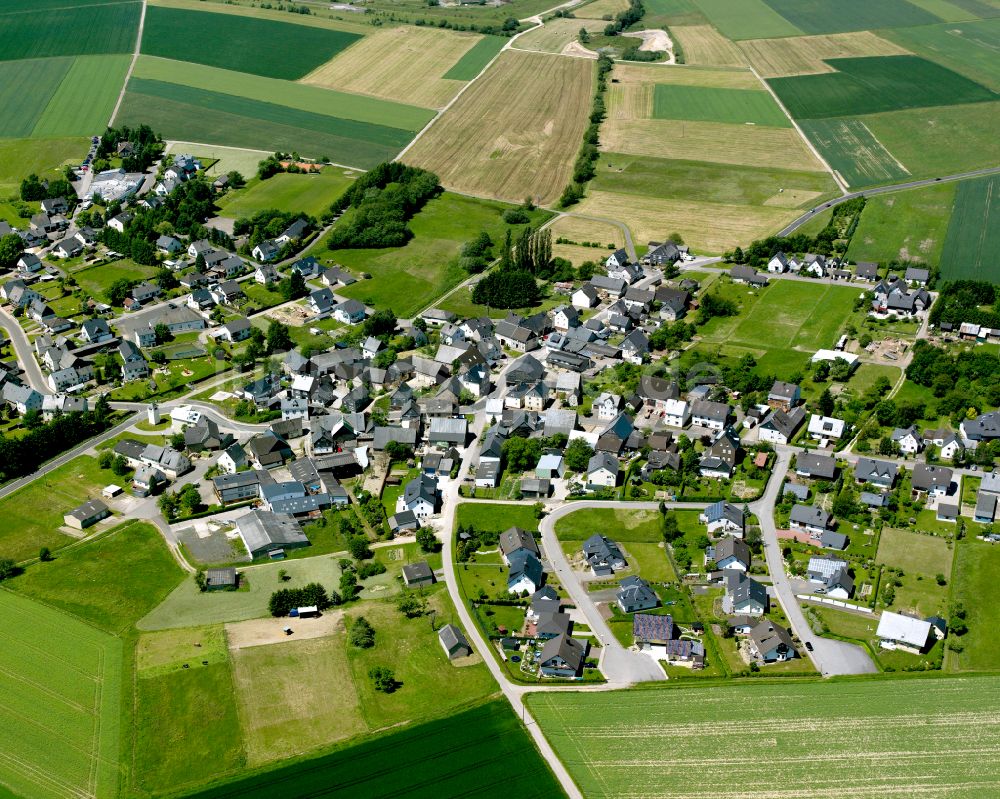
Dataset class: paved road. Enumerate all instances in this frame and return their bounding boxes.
[750,448,877,676]
[779,165,1000,237]
[0,307,51,394]
[109,399,270,435]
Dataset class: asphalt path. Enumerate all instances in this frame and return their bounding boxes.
[0,307,51,394]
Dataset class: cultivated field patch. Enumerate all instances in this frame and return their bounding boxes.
[0,137,86,195]
[886,18,1000,91]
[740,31,911,78]
[141,5,361,80]
[652,83,790,126]
[798,118,909,188]
[577,0,631,17]
[939,173,1000,281]
[441,35,507,80]
[762,0,940,34]
[31,54,132,137]
[0,57,72,138]
[0,591,122,799]
[550,215,625,264]
[769,55,997,119]
[692,0,802,39]
[846,182,956,264]
[530,676,1000,798]
[404,50,594,206]
[0,2,140,61]
[613,61,759,88]
[577,189,797,252]
[302,26,481,109]
[671,24,747,66]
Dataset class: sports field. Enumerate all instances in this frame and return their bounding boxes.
[763,0,939,34]
[142,5,361,80]
[799,118,909,188]
[740,31,910,78]
[692,0,802,39]
[0,2,139,61]
[770,55,997,120]
[846,182,956,264]
[949,538,1000,671]
[530,676,1000,798]
[671,24,746,66]
[886,18,1000,91]
[304,27,484,109]
[939,173,1000,281]
[187,699,565,799]
[651,84,790,126]
[876,527,954,616]
[218,170,360,218]
[404,50,594,206]
[0,591,123,799]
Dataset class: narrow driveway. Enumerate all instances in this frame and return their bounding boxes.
[750,448,877,675]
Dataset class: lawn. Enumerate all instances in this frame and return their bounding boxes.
[770,56,996,120]
[652,84,790,127]
[9,521,184,635]
[762,0,939,34]
[0,2,140,61]
[456,501,542,534]
[846,181,956,264]
[442,35,508,80]
[72,258,157,300]
[530,675,1000,797]
[886,18,1000,92]
[141,5,361,80]
[875,527,954,616]
[218,170,360,219]
[186,698,565,798]
[624,541,676,582]
[798,117,910,189]
[554,508,663,542]
[334,192,552,317]
[948,537,1000,672]
[0,454,112,562]
[939,173,1000,283]
[0,590,123,799]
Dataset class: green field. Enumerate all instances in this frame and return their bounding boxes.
[456,501,542,533]
[554,508,663,542]
[9,521,184,635]
[218,170,359,218]
[949,537,1000,671]
[886,18,1000,91]
[335,193,552,317]
[132,56,434,131]
[643,0,708,27]
[187,698,564,798]
[0,590,123,799]
[876,527,954,616]
[0,136,86,195]
[0,454,112,562]
[652,84,790,126]
[939,173,1000,282]
[692,0,802,39]
[442,35,507,80]
[72,258,158,300]
[799,118,910,188]
[0,57,73,137]
[593,153,834,206]
[31,54,132,137]
[770,56,997,120]
[846,181,956,263]
[531,676,1000,797]
[0,2,140,61]
[762,0,939,33]
[142,5,361,80]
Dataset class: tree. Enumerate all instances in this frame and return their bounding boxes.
[111,455,130,476]
[0,233,25,269]
[98,449,114,469]
[106,278,136,307]
[194,570,207,591]
[368,665,397,693]
[817,388,835,417]
[153,323,173,344]
[416,527,438,553]
[348,536,373,560]
[362,308,397,339]
[661,513,682,543]
[0,559,19,581]
[340,571,360,602]
[39,546,52,562]
[564,438,594,472]
[384,440,413,462]
[502,436,542,472]
[348,616,376,648]
[396,591,426,618]
[266,320,293,354]
[281,270,307,301]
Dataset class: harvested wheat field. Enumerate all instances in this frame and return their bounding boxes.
[579,189,797,252]
[405,50,594,205]
[673,25,747,67]
[576,0,630,18]
[740,31,911,78]
[301,26,480,109]
[612,61,759,88]
[602,118,825,171]
[550,214,626,264]
[517,18,606,54]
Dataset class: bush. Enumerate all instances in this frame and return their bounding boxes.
[357,560,387,579]
[369,665,397,693]
[348,616,376,648]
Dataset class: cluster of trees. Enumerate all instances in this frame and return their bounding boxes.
[157,483,206,521]
[0,396,112,482]
[455,523,504,562]
[697,292,738,324]
[97,448,131,477]
[559,55,613,208]
[602,0,644,35]
[459,231,495,274]
[269,583,336,616]
[409,14,519,36]
[256,152,325,180]
[345,615,398,692]
[929,280,1000,330]
[649,320,695,351]
[0,233,24,270]
[328,162,440,249]
[95,124,163,172]
[470,226,555,308]
[20,173,75,205]
[234,209,313,254]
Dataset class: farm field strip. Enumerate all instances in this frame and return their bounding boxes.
[762,0,940,35]
[148,0,372,34]
[0,56,72,138]
[612,61,760,88]
[846,181,956,264]
[798,118,909,188]
[939,173,1000,281]
[301,26,483,110]
[651,83,791,126]
[132,56,433,130]
[0,2,140,61]
[515,18,607,54]
[441,35,507,80]
[217,170,360,218]
[530,676,1000,799]
[404,50,594,206]
[31,54,132,137]
[576,0,631,17]
[885,17,1000,91]
[671,24,747,66]
[692,0,802,40]
[739,31,911,78]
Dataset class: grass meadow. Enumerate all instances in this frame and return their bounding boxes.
[554,507,663,542]
[0,590,123,799]
[799,118,909,188]
[886,18,1000,91]
[939,173,1000,282]
[530,676,1000,798]
[456,501,542,534]
[217,170,360,219]
[875,527,955,617]
[141,5,361,80]
[846,181,956,264]
[0,137,88,195]
[948,537,1000,671]
[0,2,139,61]
[692,0,802,39]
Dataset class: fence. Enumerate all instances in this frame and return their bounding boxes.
[797,594,874,614]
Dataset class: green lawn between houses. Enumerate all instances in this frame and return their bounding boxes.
[553,507,664,542]
[217,169,360,218]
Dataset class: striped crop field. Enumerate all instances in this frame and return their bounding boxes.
[940,173,1000,281]
[530,676,1000,798]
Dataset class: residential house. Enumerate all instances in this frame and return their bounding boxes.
[722,572,767,616]
[63,499,110,531]
[398,474,438,519]
[617,576,659,613]
[235,509,310,559]
[539,634,587,678]
[691,400,729,431]
[789,504,833,537]
[632,614,704,665]
[333,299,366,325]
[730,265,768,287]
[876,611,933,653]
[247,431,293,469]
[854,458,898,488]
[507,550,543,595]
[911,463,953,498]
[808,415,845,441]
[699,427,741,479]
[118,340,148,382]
[438,624,472,659]
[711,537,750,571]
[252,240,280,262]
[758,406,806,445]
[218,443,247,474]
[795,452,836,480]
[767,381,801,411]
[620,328,649,365]
[586,452,619,488]
[499,527,540,566]
[583,534,626,576]
[748,621,797,663]
[891,425,923,455]
[700,501,748,538]
[571,285,598,309]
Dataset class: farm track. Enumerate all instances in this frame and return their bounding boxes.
[108,0,146,127]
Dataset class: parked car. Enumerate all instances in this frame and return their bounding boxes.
[805,641,814,652]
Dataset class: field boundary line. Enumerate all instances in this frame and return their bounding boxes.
[109,0,147,127]
[858,119,910,176]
